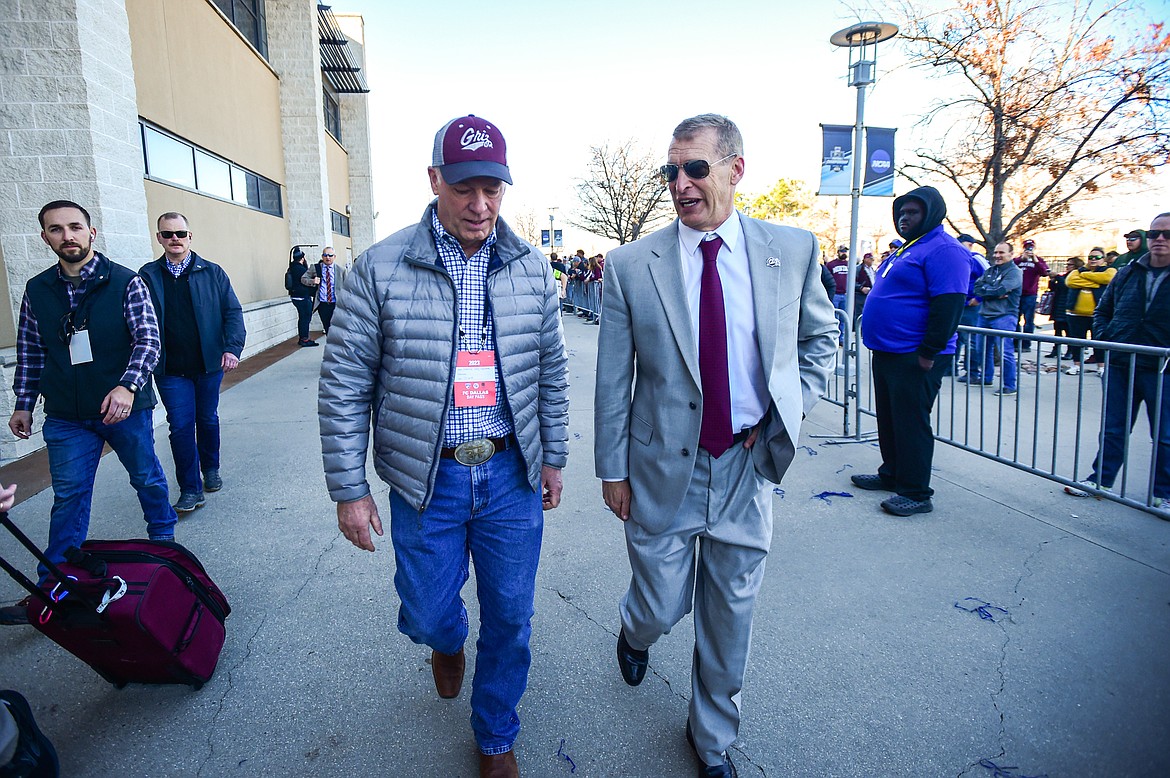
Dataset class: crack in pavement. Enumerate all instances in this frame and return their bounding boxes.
[292,531,342,603]
[196,533,342,775]
[548,587,768,774]
[197,610,269,777]
[958,537,1062,778]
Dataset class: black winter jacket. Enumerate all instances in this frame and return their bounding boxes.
[1094,254,1170,370]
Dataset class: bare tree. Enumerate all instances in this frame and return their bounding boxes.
[510,208,542,247]
[570,140,672,245]
[894,0,1170,247]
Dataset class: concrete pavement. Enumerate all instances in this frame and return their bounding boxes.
[1,313,1168,777]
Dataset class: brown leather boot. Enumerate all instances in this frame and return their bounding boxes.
[431,648,465,699]
[478,749,518,778]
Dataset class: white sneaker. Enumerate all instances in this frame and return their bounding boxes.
[1064,478,1109,497]
[1065,365,1081,375]
[1094,365,1105,375]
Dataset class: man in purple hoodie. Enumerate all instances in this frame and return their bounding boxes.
[855,186,970,516]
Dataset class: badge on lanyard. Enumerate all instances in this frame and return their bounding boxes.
[454,350,497,407]
[69,329,94,365]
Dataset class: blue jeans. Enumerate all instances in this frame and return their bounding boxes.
[156,372,224,494]
[291,297,313,340]
[1019,294,1037,349]
[40,409,176,581]
[832,293,848,342]
[975,313,1017,390]
[1089,366,1170,497]
[388,446,543,755]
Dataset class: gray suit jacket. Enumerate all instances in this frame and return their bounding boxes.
[594,214,838,534]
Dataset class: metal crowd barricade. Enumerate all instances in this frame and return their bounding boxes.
[564,276,601,320]
[822,323,1170,517]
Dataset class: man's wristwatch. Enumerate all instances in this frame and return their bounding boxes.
[119,381,138,394]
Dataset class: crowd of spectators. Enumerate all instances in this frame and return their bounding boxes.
[551,250,605,324]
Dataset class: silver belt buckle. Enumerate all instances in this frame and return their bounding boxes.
[453,438,496,466]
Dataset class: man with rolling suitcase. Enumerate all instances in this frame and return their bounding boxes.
[1,200,177,626]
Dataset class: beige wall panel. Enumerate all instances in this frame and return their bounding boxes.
[326,134,351,214]
[329,233,353,264]
[127,0,285,182]
[144,180,290,305]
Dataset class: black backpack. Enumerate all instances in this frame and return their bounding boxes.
[284,269,296,292]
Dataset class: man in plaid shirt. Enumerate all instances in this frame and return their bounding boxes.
[0,200,176,626]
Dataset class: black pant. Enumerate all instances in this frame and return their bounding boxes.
[317,301,336,333]
[291,297,313,341]
[871,351,949,501]
[1064,314,1100,361]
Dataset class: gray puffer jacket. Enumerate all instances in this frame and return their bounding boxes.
[319,203,569,511]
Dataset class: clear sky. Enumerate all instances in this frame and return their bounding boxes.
[341,0,1169,253]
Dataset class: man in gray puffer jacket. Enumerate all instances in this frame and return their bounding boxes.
[318,115,568,778]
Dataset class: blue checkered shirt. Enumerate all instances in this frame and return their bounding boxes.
[430,210,513,446]
[164,252,193,277]
[13,253,161,411]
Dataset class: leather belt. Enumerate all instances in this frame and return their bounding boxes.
[440,435,515,466]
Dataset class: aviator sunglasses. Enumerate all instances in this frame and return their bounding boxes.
[660,153,736,183]
[159,230,189,239]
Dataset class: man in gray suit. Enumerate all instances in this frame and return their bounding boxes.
[594,114,837,777]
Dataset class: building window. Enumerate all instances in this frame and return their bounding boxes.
[331,210,350,237]
[323,87,341,142]
[140,121,283,218]
[213,0,268,59]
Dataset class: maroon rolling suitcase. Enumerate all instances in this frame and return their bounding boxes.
[0,513,230,689]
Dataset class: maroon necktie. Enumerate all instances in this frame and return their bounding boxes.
[325,266,334,302]
[698,235,732,458]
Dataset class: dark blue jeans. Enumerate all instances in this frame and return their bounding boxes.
[156,371,224,494]
[388,446,543,755]
[291,297,313,340]
[1090,366,1170,497]
[974,313,1018,391]
[832,293,848,343]
[1019,294,1037,349]
[40,409,176,581]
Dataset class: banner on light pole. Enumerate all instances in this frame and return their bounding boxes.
[862,127,896,196]
[817,124,853,196]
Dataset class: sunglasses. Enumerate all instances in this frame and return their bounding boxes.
[1088,255,1104,260]
[160,230,189,239]
[660,153,736,183]
[323,253,335,257]
[1146,229,1170,240]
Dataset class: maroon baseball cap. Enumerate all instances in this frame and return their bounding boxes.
[431,115,511,185]
[1023,238,1036,249]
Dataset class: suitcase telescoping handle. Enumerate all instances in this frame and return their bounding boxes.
[0,511,81,610]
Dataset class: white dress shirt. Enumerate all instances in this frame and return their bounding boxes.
[677,213,769,431]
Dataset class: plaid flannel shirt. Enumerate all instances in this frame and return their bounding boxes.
[13,253,161,411]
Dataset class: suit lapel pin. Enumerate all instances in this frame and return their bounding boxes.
[766,257,781,268]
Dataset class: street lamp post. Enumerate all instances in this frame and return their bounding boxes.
[829,20,898,437]
[549,207,558,256]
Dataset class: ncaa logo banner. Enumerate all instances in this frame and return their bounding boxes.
[862,127,897,197]
[818,124,854,196]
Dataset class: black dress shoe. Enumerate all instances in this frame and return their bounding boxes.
[686,720,738,778]
[616,628,648,686]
